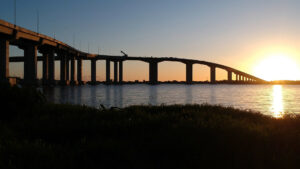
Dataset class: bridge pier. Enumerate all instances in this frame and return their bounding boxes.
[59,52,67,85]
[149,61,158,84]
[186,62,193,84]
[91,59,97,84]
[119,61,123,84]
[0,39,9,83]
[66,56,70,81]
[210,66,216,83]
[48,50,55,85]
[114,61,118,83]
[106,60,111,84]
[40,47,55,85]
[70,55,76,85]
[23,45,38,85]
[227,71,232,82]
[42,52,49,85]
[77,57,83,84]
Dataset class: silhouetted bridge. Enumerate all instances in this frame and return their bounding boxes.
[0,20,265,85]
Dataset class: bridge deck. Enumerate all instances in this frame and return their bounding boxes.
[1,19,265,82]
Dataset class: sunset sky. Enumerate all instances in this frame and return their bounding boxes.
[1,0,300,81]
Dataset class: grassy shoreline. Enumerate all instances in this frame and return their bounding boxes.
[1,85,300,169]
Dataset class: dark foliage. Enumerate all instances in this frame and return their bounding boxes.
[1,86,300,169]
[0,84,45,120]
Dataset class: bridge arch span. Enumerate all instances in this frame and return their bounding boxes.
[158,61,185,82]
[193,64,210,82]
[123,60,148,82]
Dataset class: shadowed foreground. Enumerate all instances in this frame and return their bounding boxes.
[1,86,300,169]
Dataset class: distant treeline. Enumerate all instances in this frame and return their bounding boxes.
[270,80,300,84]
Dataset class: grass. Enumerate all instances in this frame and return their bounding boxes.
[1,85,300,169]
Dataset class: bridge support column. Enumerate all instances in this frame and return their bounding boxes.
[66,56,70,81]
[106,60,111,84]
[0,39,9,83]
[59,52,67,85]
[42,52,49,85]
[77,57,83,85]
[114,61,118,83]
[91,59,97,84]
[210,66,216,83]
[70,55,76,85]
[48,51,55,85]
[227,71,232,82]
[186,62,193,84]
[149,61,158,84]
[24,45,37,85]
[119,61,123,84]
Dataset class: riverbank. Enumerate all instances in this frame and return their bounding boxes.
[1,85,300,169]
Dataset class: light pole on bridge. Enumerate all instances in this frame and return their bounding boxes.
[36,9,39,34]
[14,0,17,27]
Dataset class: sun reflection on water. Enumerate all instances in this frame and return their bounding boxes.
[271,85,284,118]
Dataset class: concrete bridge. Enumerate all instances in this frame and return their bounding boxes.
[0,19,265,85]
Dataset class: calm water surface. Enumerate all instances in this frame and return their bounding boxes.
[43,84,300,117]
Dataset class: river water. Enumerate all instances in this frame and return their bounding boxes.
[43,84,300,117]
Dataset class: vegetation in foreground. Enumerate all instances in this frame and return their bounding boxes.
[1,85,300,169]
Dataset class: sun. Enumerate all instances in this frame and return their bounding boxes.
[253,54,300,81]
